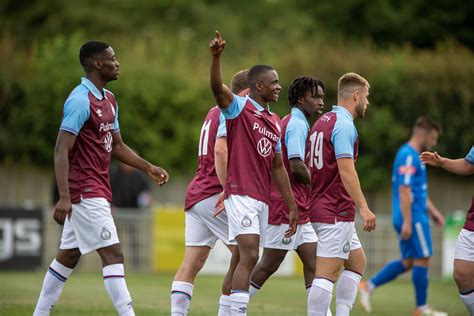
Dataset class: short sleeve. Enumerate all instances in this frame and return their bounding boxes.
[60,95,90,135]
[331,121,357,159]
[113,103,120,133]
[396,151,417,186]
[221,94,247,120]
[465,146,474,164]
[275,139,282,153]
[216,112,226,138]
[285,118,308,161]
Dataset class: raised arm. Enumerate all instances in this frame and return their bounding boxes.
[53,131,77,225]
[209,31,234,108]
[420,151,474,175]
[112,132,169,186]
[337,158,376,232]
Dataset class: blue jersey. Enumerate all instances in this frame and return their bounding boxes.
[392,143,428,226]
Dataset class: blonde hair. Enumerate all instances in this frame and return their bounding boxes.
[231,69,249,94]
[337,72,370,99]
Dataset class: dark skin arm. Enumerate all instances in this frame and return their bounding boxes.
[209,31,234,108]
[112,132,169,185]
[272,153,298,237]
[289,158,310,186]
[53,131,76,225]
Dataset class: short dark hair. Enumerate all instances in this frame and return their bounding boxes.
[247,64,274,89]
[79,41,110,67]
[288,76,325,107]
[413,116,441,133]
[231,69,249,94]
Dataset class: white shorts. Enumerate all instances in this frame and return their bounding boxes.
[454,229,474,262]
[60,197,119,254]
[265,222,318,251]
[311,221,362,260]
[185,194,236,247]
[224,195,268,245]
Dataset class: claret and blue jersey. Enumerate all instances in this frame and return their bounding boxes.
[60,77,119,204]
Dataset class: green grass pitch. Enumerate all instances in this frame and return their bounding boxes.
[0,272,465,315]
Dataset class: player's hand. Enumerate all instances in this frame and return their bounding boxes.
[54,198,72,225]
[285,206,298,238]
[209,31,226,56]
[431,210,445,227]
[401,222,412,240]
[360,207,376,232]
[147,166,169,186]
[419,151,444,167]
[213,191,225,217]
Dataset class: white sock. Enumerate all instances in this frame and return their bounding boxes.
[103,264,135,316]
[218,294,231,316]
[249,281,261,298]
[460,291,474,315]
[171,281,193,316]
[308,278,334,316]
[230,291,249,315]
[33,259,73,316]
[335,270,362,316]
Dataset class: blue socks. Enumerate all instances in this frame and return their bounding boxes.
[412,266,429,307]
[369,259,406,288]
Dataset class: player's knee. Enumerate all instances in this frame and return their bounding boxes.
[453,267,469,288]
[56,248,81,268]
[241,251,259,268]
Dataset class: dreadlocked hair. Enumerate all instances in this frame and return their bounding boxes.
[288,76,325,107]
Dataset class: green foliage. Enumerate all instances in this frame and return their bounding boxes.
[0,2,473,191]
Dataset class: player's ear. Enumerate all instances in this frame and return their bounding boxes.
[256,81,263,91]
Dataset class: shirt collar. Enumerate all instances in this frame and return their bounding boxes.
[291,107,309,129]
[81,77,106,100]
[247,96,273,115]
[332,105,353,121]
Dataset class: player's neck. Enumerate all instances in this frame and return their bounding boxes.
[249,93,268,109]
[336,102,356,119]
[86,74,107,96]
[408,138,421,152]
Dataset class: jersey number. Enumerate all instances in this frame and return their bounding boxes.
[309,131,324,169]
[198,119,212,156]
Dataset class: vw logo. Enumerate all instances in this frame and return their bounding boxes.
[257,137,272,157]
[104,132,113,152]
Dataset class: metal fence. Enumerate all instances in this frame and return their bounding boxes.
[42,208,153,272]
[40,208,445,278]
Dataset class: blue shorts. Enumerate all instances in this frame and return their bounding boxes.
[394,221,432,259]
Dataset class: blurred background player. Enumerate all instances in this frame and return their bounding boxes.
[359,117,446,316]
[249,76,325,300]
[170,69,249,316]
[33,41,169,316]
[420,146,474,315]
[307,72,376,316]
[210,31,298,315]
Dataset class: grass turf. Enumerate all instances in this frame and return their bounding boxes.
[0,271,464,315]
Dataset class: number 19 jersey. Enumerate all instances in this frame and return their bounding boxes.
[309,106,359,224]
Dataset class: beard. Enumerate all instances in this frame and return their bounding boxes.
[355,101,366,118]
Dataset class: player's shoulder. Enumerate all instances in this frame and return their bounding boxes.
[287,113,307,131]
[65,84,91,107]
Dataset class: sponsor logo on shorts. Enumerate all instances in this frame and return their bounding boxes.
[343,241,350,253]
[241,215,252,227]
[282,237,292,245]
[101,227,111,240]
[238,307,247,313]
